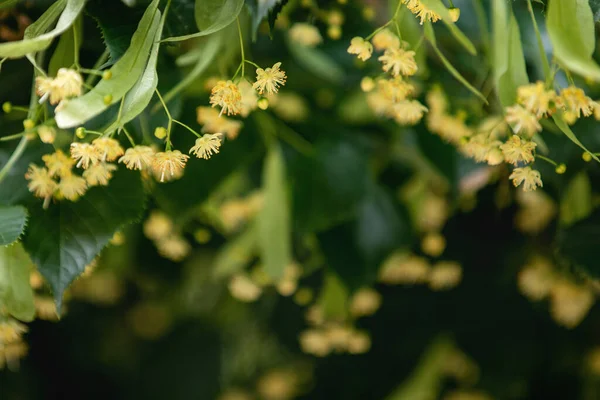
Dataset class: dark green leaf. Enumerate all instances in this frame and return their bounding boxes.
[163,0,198,39]
[23,169,145,308]
[257,145,291,280]
[267,0,289,33]
[246,0,284,37]
[0,243,36,322]
[0,205,28,246]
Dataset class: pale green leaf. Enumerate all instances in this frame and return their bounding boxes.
[287,41,344,84]
[55,0,162,128]
[547,0,600,80]
[561,172,593,226]
[493,1,529,107]
[212,224,257,279]
[552,113,600,162]
[0,205,27,246]
[161,0,244,42]
[0,0,85,59]
[257,145,291,280]
[317,272,348,320]
[418,0,476,55]
[0,243,36,322]
[48,15,82,76]
[424,22,488,103]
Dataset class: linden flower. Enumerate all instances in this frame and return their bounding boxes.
[118,145,154,170]
[499,135,536,165]
[210,80,242,116]
[37,125,56,144]
[58,172,87,200]
[347,37,373,61]
[92,137,124,162]
[379,77,415,102]
[379,46,418,77]
[428,261,462,291]
[197,107,243,139]
[253,62,287,95]
[393,100,428,125]
[346,330,371,354]
[509,167,543,192]
[379,253,430,284]
[560,86,594,118]
[152,150,189,182]
[155,235,190,262]
[372,29,400,51]
[35,68,83,105]
[504,104,541,138]
[518,257,556,301]
[70,142,101,169]
[0,319,27,344]
[189,134,222,160]
[42,150,75,178]
[299,329,331,357]
[25,164,57,199]
[83,163,117,186]
[238,79,258,117]
[288,23,323,47]
[349,288,382,317]
[401,0,442,24]
[143,211,173,241]
[228,274,262,302]
[550,280,595,329]
[517,81,556,118]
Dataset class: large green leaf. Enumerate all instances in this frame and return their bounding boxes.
[22,169,145,308]
[246,0,285,37]
[0,243,36,322]
[558,209,600,279]
[55,0,162,128]
[418,0,476,55]
[256,145,291,280]
[547,0,600,80]
[493,0,529,107]
[316,272,348,320]
[0,206,28,246]
[48,15,82,76]
[161,0,244,42]
[104,5,166,132]
[0,0,85,59]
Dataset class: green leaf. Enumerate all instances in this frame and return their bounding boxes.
[161,0,244,42]
[492,1,529,107]
[246,0,284,36]
[256,145,291,281]
[0,0,85,59]
[48,15,82,76]
[0,206,28,246]
[558,209,600,279]
[560,172,592,226]
[418,0,477,55]
[287,41,344,84]
[547,0,600,80]
[316,272,348,320]
[0,243,36,322]
[424,22,488,104]
[163,0,198,39]
[212,224,257,279]
[552,113,600,162]
[22,169,145,308]
[104,5,166,132]
[267,0,289,33]
[55,0,162,128]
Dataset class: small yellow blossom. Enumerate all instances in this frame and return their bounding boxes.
[152,150,189,182]
[82,162,117,186]
[228,274,262,302]
[92,137,124,162]
[517,257,556,301]
[349,288,382,317]
[197,106,243,140]
[143,211,173,241]
[372,29,400,51]
[515,190,556,234]
[560,86,594,118]
[346,330,371,354]
[35,68,83,105]
[393,100,427,125]
[238,79,258,117]
[42,150,75,178]
[517,81,556,117]
[379,252,430,284]
[70,142,101,169]
[428,261,462,291]
[57,172,87,200]
[428,114,474,144]
[155,235,190,261]
[288,23,323,47]
[360,77,375,92]
[379,46,418,77]
[426,86,448,116]
[509,167,543,192]
[253,62,287,95]
[37,125,56,144]
[499,135,536,165]
[421,232,446,257]
[460,134,503,165]
[210,80,242,116]
[0,341,28,370]
[189,134,222,160]
[118,145,154,170]
[444,390,494,400]
[550,280,595,329]
[347,37,373,61]
[25,164,57,199]
[299,329,331,357]
[401,0,442,24]
[0,319,27,344]
[504,104,542,137]
[379,77,415,103]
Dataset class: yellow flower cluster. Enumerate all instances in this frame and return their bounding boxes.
[402,0,442,24]
[143,210,191,262]
[228,263,303,302]
[0,318,28,370]
[518,257,595,328]
[35,68,83,105]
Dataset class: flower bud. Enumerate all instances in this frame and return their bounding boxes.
[328,25,342,40]
[360,77,375,92]
[2,102,12,113]
[582,152,593,162]
[102,70,113,80]
[76,127,86,139]
[449,7,461,22]
[257,98,269,110]
[23,119,35,130]
[103,94,113,105]
[154,127,167,139]
[555,163,567,174]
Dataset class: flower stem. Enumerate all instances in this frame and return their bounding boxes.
[244,59,261,69]
[155,89,173,149]
[536,154,558,167]
[173,119,202,138]
[0,132,25,142]
[526,0,551,84]
[237,17,245,78]
[122,126,136,146]
[0,136,28,184]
